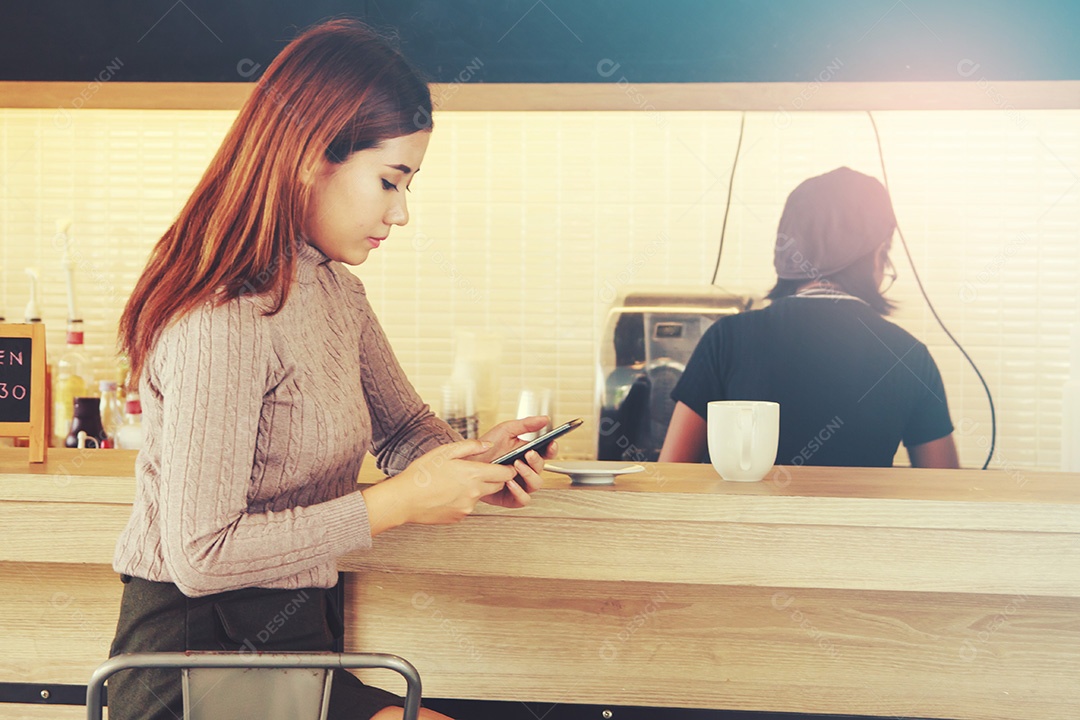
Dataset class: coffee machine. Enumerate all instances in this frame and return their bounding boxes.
[597,287,757,462]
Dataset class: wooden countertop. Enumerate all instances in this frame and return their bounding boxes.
[3,449,1079,596]
[7,447,1080,506]
[4,448,1080,718]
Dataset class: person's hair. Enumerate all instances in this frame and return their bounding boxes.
[766,246,897,315]
[119,18,433,380]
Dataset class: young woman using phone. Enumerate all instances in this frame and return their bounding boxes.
[109,19,552,720]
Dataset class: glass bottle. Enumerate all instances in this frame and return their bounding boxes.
[116,395,145,450]
[463,380,479,440]
[440,382,468,437]
[439,379,478,439]
[66,396,105,449]
[99,380,124,448]
[115,353,132,405]
[54,319,89,444]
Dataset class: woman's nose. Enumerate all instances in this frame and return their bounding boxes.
[385,194,409,226]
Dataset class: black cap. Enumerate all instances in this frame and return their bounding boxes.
[774,167,896,280]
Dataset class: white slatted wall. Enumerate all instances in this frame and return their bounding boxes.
[2,107,1077,467]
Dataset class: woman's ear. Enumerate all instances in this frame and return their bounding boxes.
[875,242,890,271]
[299,155,324,187]
[295,156,325,242]
[870,242,890,286]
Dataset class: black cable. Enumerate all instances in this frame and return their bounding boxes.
[867,111,996,470]
[710,111,747,285]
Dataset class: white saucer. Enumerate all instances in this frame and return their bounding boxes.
[545,461,646,486]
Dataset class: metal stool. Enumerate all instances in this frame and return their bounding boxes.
[86,651,421,720]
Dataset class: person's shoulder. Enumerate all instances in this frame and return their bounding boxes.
[161,292,277,340]
[151,293,282,372]
[696,306,766,349]
[864,311,922,342]
[860,311,936,358]
[735,304,774,322]
[714,304,772,332]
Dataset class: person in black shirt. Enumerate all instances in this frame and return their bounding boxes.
[660,167,959,468]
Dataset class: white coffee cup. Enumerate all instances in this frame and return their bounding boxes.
[707,401,780,482]
[515,387,553,441]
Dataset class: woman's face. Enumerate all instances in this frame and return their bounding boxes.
[305,130,431,265]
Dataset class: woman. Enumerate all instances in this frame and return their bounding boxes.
[660,167,959,469]
[110,19,551,720]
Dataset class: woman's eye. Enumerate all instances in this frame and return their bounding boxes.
[382,179,398,191]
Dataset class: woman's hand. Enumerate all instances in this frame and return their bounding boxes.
[362,439,516,533]
[467,416,556,508]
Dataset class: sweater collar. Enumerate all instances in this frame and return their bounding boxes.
[295,239,331,282]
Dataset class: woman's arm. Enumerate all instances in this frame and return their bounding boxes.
[351,287,458,473]
[362,438,515,533]
[903,344,959,469]
[907,433,960,468]
[151,302,519,594]
[658,401,708,462]
[362,415,554,535]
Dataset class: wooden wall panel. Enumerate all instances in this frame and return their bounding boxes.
[345,571,1080,719]
[4,81,1080,111]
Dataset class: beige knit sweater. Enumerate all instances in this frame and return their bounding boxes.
[113,241,458,597]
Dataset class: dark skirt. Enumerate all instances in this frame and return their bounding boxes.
[107,575,405,720]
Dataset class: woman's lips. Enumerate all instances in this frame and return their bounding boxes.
[367,236,386,248]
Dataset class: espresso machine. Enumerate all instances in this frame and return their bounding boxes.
[597,287,757,462]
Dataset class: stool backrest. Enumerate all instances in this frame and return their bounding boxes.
[183,667,333,720]
[86,651,421,720]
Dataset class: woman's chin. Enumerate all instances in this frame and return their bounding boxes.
[339,247,372,266]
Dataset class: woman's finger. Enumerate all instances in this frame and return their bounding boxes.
[505,467,533,501]
[513,455,544,493]
[487,416,549,441]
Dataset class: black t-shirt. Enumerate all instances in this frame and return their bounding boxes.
[671,296,954,467]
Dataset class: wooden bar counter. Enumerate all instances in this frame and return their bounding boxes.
[1,448,1079,719]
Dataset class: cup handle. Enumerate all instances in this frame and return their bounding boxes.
[76,431,99,450]
[739,407,755,471]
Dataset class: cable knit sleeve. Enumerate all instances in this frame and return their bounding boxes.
[153,300,372,597]
[352,293,459,475]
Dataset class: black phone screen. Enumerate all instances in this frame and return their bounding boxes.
[491,418,583,465]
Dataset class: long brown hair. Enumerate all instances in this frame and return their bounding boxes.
[119,18,432,379]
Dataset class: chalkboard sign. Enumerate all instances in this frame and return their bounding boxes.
[0,336,32,422]
[0,324,48,463]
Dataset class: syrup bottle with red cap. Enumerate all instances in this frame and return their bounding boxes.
[54,318,90,445]
[116,394,145,450]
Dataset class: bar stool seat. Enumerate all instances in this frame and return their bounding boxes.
[86,651,421,720]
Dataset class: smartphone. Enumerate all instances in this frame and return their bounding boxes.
[491,418,583,465]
